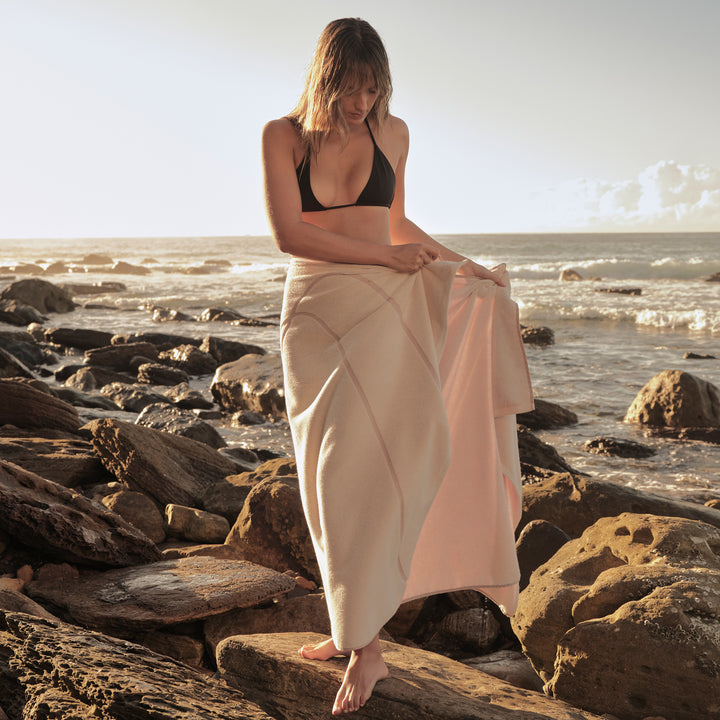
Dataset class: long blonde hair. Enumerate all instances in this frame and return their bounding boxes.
[289,18,392,156]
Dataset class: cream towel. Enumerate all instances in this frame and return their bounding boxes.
[280,258,533,651]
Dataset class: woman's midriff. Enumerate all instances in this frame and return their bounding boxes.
[301,206,391,246]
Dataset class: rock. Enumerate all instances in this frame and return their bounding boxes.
[64,365,134,391]
[520,472,720,539]
[624,369,720,428]
[135,403,226,448]
[151,306,195,323]
[159,542,247,561]
[61,281,126,296]
[8,262,44,275]
[0,435,105,487]
[216,631,603,720]
[0,588,61,622]
[26,555,295,636]
[0,610,274,719]
[683,351,716,360]
[517,399,578,430]
[204,592,331,655]
[521,325,555,346]
[140,630,205,667]
[0,332,52,368]
[516,519,571,591]
[0,278,75,313]
[101,489,166,544]
[137,361,189,385]
[0,298,47,326]
[164,504,230,543]
[202,472,263,522]
[594,287,642,295]
[198,307,247,322]
[110,260,150,275]
[435,607,501,652]
[211,353,285,417]
[85,341,159,369]
[158,344,217,375]
[225,472,319,583]
[54,386,120,410]
[517,427,578,474]
[511,513,720,720]
[704,272,720,282]
[83,418,238,507]
[464,649,544,692]
[583,436,656,458]
[163,381,214,409]
[112,331,200,350]
[44,327,114,350]
[100,382,172,412]
[200,335,267,364]
[231,409,266,425]
[0,346,34,379]
[0,379,81,433]
[0,459,161,567]
[43,260,70,274]
[559,269,583,281]
[643,425,720,444]
[80,253,113,264]
[707,498,720,509]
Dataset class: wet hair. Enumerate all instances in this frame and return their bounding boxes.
[288,18,392,155]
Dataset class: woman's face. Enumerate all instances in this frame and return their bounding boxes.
[340,76,378,125]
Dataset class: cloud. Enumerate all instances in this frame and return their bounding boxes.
[526,161,720,231]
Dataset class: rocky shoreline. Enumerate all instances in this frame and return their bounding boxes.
[1,277,720,720]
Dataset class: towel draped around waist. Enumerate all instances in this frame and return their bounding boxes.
[281,257,533,651]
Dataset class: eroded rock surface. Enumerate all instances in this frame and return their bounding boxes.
[624,368,720,428]
[512,513,720,720]
[521,472,720,538]
[26,555,295,636]
[216,631,602,720]
[0,379,81,434]
[211,354,285,417]
[83,418,237,507]
[0,459,161,567]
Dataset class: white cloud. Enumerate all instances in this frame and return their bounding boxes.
[526,161,720,231]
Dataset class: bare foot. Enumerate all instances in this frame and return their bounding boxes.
[332,636,388,715]
[298,637,347,660]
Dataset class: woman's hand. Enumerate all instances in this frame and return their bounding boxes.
[458,260,507,287]
[384,243,439,273]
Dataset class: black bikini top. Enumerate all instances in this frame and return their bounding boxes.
[296,119,396,212]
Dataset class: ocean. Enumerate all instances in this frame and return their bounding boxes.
[2,232,719,501]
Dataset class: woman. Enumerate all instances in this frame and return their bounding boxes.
[262,18,532,715]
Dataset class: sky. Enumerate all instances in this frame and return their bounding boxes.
[1,0,719,239]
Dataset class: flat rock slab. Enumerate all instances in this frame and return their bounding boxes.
[84,417,238,507]
[216,632,601,720]
[27,555,295,635]
[0,459,161,568]
[0,435,105,487]
[0,610,276,720]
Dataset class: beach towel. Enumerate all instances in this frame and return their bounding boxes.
[280,258,533,652]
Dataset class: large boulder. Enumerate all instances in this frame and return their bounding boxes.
[216,632,602,720]
[200,335,267,364]
[211,353,285,417]
[0,278,75,313]
[521,472,720,538]
[26,555,295,636]
[0,379,81,433]
[624,369,720,428]
[0,610,274,720]
[99,382,172,412]
[158,344,217,375]
[83,418,238,507]
[0,459,161,567]
[0,298,47,326]
[44,327,114,350]
[517,427,578,475]
[0,346,34,379]
[512,513,720,720]
[225,473,319,583]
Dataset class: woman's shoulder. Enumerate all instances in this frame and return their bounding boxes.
[262,116,300,143]
[375,114,409,154]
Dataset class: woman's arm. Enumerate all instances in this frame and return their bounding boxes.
[387,119,505,285]
[262,118,437,273]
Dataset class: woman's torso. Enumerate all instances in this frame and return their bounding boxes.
[291,117,401,246]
